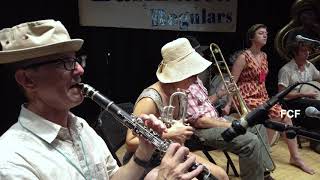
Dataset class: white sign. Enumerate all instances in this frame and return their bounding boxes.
[79,0,238,32]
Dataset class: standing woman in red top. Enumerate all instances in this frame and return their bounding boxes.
[223,24,315,174]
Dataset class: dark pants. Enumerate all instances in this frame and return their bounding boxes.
[283,98,320,131]
[283,98,320,152]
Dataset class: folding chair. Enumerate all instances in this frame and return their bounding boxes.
[185,136,240,177]
[95,102,134,166]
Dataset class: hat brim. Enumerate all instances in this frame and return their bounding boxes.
[0,39,83,64]
[156,51,212,83]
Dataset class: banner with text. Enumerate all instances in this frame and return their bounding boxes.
[79,0,238,32]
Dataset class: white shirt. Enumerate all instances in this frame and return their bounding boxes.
[278,60,320,91]
[0,105,119,180]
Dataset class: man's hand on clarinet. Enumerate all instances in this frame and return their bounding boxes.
[135,114,167,161]
[157,143,204,180]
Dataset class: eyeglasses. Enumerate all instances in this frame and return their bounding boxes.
[24,55,87,71]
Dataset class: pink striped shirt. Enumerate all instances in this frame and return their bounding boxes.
[186,77,221,123]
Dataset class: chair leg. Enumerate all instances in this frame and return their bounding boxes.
[297,135,302,149]
[202,150,217,164]
[223,151,239,177]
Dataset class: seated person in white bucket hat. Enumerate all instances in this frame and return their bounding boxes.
[155,38,275,180]
[125,37,229,179]
[0,19,203,180]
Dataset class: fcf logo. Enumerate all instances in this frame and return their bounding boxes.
[280,109,301,118]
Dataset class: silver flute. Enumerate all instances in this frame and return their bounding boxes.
[79,83,218,180]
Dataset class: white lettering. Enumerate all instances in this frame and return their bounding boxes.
[280,109,301,118]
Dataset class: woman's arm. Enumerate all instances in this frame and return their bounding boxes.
[126,97,195,150]
[125,130,140,152]
[230,53,247,83]
[192,116,231,129]
[223,53,247,114]
[125,98,160,152]
[278,84,317,100]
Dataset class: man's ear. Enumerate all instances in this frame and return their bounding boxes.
[15,69,36,90]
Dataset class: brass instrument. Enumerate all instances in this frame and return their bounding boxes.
[209,43,276,171]
[161,91,188,128]
[274,0,320,63]
[210,44,248,117]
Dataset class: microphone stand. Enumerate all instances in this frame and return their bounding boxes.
[260,82,320,142]
[222,82,320,142]
[264,120,320,142]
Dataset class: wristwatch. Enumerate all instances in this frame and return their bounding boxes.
[133,153,149,168]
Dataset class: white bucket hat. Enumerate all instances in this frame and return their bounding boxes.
[156,38,212,83]
[0,19,83,64]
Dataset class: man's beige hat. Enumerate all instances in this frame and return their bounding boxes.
[0,19,83,64]
[156,38,212,83]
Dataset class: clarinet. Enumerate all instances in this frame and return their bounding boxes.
[79,83,218,180]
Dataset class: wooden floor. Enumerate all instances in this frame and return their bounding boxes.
[116,138,320,179]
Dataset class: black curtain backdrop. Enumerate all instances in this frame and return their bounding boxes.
[0,0,297,135]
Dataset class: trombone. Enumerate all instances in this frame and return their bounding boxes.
[209,43,276,172]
